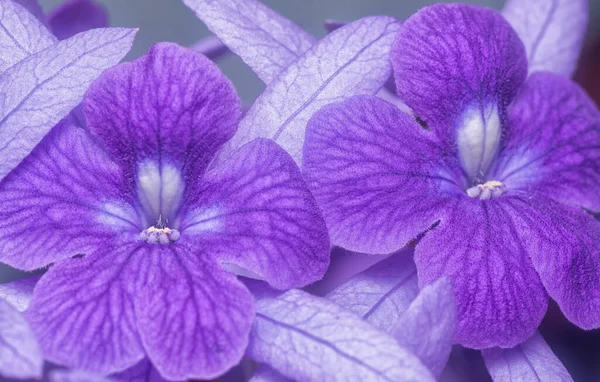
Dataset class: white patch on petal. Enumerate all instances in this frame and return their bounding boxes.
[183,206,223,234]
[457,104,501,181]
[136,161,184,223]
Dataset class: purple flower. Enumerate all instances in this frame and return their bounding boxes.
[46,0,109,40]
[303,3,600,348]
[0,42,329,379]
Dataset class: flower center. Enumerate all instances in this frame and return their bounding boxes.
[466,180,506,200]
[136,160,184,227]
[457,104,501,183]
[140,217,181,244]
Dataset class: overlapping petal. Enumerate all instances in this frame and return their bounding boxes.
[134,244,254,380]
[482,331,572,381]
[13,0,45,23]
[222,16,400,165]
[303,95,455,254]
[0,122,135,271]
[0,299,43,379]
[182,138,329,289]
[112,358,179,382]
[0,26,136,180]
[26,244,146,374]
[0,0,55,73]
[415,196,549,349]
[510,196,600,330]
[392,4,527,141]
[502,0,588,77]
[248,289,435,381]
[48,0,108,40]
[496,72,600,211]
[0,275,39,311]
[83,42,240,181]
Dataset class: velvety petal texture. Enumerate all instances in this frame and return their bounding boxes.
[83,42,239,182]
[482,331,572,381]
[183,138,329,289]
[303,96,448,254]
[248,289,435,382]
[0,275,39,311]
[0,122,132,271]
[496,72,600,212]
[392,4,527,141]
[0,299,43,379]
[0,27,136,180]
[134,244,254,381]
[326,248,419,332]
[392,277,456,378]
[183,0,315,84]
[223,16,401,165]
[48,0,109,40]
[415,196,549,348]
[502,0,588,76]
[26,244,146,374]
[0,0,55,73]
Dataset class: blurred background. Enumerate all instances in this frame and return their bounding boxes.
[35,0,600,103]
[6,1,600,381]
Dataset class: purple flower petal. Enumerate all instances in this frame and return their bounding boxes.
[182,0,315,84]
[496,72,600,212]
[0,122,133,271]
[222,16,401,165]
[13,0,45,23]
[303,95,447,253]
[182,138,329,289]
[83,42,239,183]
[25,244,146,374]
[0,275,39,311]
[250,365,292,382]
[502,0,587,77]
[133,245,254,380]
[0,299,43,379]
[326,248,419,332]
[0,27,136,180]
[47,0,109,40]
[415,196,549,349]
[509,197,600,330]
[0,0,55,73]
[248,289,435,381]
[112,358,182,382]
[392,4,527,143]
[392,277,456,378]
[324,19,346,32]
[482,331,573,381]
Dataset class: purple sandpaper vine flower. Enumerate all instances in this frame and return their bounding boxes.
[0,42,329,380]
[303,3,600,349]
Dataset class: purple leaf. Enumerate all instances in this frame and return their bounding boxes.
[48,0,109,40]
[182,0,315,84]
[13,0,45,23]
[482,331,573,381]
[326,249,419,332]
[248,289,435,381]
[48,369,114,382]
[392,277,456,378]
[0,299,43,379]
[0,27,136,180]
[502,0,588,77]
[0,275,39,311]
[223,16,401,165]
[0,0,55,73]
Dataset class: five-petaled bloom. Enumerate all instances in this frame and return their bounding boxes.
[0,43,329,379]
[303,4,600,348]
